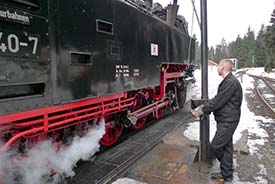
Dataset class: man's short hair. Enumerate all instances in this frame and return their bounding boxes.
[220,59,233,71]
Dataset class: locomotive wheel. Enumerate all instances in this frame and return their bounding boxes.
[177,85,187,108]
[155,108,164,120]
[100,121,124,147]
[132,116,147,130]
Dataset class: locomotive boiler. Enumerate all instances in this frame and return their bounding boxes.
[0,0,195,155]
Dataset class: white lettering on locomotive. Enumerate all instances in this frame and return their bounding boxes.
[0,9,30,24]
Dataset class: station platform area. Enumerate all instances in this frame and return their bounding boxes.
[112,103,254,184]
[116,114,225,184]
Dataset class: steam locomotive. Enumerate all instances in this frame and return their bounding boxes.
[0,0,195,155]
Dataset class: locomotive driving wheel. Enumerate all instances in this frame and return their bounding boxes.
[132,116,147,130]
[176,80,187,108]
[100,120,124,147]
[155,107,164,120]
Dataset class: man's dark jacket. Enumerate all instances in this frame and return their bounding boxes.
[202,73,243,122]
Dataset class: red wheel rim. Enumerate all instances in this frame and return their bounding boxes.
[132,116,147,130]
[100,121,124,147]
[155,108,164,120]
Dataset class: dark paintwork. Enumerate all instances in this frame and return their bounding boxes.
[0,0,51,114]
[0,0,195,115]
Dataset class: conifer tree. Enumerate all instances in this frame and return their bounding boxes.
[194,40,201,65]
[264,7,275,72]
[255,25,267,67]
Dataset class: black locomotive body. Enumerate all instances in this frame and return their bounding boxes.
[0,0,195,154]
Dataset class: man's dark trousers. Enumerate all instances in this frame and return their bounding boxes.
[211,121,239,179]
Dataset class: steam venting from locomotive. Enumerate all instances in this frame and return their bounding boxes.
[0,120,105,184]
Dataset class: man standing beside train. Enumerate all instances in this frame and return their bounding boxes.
[192,59,243,182]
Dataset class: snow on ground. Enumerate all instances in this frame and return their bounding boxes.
[192,67,222,99]
[112,178,147,184]
[246,67,275,79]
[234,73,269,154]
[231,158,254,184]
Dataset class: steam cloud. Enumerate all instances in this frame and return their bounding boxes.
[0,119,105,184]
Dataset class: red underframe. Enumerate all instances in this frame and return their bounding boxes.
[0,63,189,150]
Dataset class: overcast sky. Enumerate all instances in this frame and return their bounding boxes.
[155,0,275,47]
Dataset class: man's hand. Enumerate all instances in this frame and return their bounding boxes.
[191,105,204,118]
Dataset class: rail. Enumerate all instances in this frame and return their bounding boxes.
[252,75,275,115]
[95,113,193,184]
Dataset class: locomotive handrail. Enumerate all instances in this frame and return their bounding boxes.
[0,93,135,150]
[0,93,129,125]
[12,96,135,127]
[2,127,42,150]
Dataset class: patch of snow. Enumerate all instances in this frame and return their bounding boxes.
[246,67,275,79]
[263,93,274,99]
[192,68,222,99]
[232,159,255,184]
[183,114,217,142]
[183,120,199,141]
[254,164,268,184]
[112,178,147,184]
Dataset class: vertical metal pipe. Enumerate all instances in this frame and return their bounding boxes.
[200,0,210,162]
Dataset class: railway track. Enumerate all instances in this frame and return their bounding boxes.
[253,75,275,114]
[66,110,192,184]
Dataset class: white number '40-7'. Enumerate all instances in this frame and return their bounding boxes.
[0,32,39,55]
[7,34,19,53]
[28,36,38,54]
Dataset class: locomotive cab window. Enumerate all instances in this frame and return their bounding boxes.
[2,0,40,12]
[96,19,114,35]
[70,52,92,65]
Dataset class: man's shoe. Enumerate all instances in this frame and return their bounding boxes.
[211,172,233,182]
[224,176,233,182]
[210,172,223,180]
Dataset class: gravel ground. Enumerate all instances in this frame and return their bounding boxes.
[235,84,275,184]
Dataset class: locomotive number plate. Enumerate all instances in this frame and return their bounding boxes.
[0,31,40,57]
